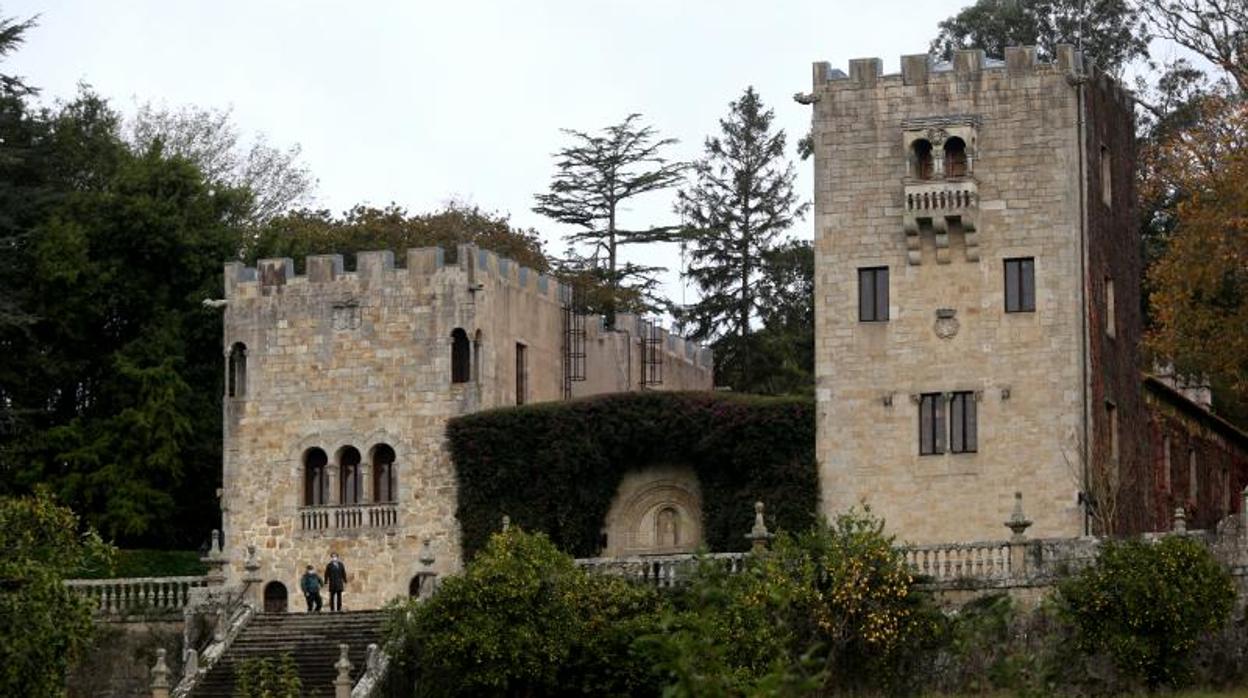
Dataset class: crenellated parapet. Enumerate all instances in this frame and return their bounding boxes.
[223,245,567,306]
[221,244,711,370]
[810,45,1132,107]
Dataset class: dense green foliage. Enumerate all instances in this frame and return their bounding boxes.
[0,490,114,698]
[447,391,817,560]
[389,514,940,697]
[930,0,1148,74]
[1059,536,1236,688]
[74,549,206,579]
[248,203,549,273]
[385,529,665,697]
[235,653,302,698]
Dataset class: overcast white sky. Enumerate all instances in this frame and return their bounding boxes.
[3,0,1012,310]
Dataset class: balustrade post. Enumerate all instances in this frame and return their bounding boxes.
[150,648,170,698]
[745,501,774,553]
[334,644,353,698]
[1004,491,1033,580]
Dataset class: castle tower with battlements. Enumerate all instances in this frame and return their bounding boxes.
[806,46,1146,542]
[220,245,712,608]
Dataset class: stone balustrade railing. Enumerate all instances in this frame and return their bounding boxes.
[300,503,399,532]
[575,552,747,588]
[66,575,210,615]
[904,540,1013,582]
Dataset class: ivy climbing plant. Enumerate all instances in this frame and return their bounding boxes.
[448,391,817,559]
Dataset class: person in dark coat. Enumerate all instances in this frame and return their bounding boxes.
[325,552,347,611]
[299,564,323,612]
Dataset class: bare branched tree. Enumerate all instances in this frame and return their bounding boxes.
[127,103,317,224]
[1138,0,1248,93]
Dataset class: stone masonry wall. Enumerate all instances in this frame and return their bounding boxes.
[809,47,1116,543]
[220,245,710,609]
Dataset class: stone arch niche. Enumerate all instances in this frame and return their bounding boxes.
[601,464,702,557]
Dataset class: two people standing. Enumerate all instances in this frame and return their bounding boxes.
[299,552,349,613]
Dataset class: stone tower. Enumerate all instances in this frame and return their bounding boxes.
[219,245,712,608]
[805,46,1143,543]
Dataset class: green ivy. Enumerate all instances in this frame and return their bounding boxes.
[448,391,817,559]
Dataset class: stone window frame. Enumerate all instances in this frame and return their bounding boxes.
[918,393,946,456]
[1004,257,1036,313]
[294,431,403,512]
[515,342,528,405]
[227,342,248,398]
[451,328,471,383]
[303,447,330,506]
[858,266,889,322]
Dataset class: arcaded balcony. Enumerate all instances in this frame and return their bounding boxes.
[902,179,979,265]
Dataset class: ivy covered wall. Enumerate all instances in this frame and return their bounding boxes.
[448,391,818,559]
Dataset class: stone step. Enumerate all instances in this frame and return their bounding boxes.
[189,611,386,697]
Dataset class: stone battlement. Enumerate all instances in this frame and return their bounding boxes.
[810,45,1130,106]
[222,243,712,369]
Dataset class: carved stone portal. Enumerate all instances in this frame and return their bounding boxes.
[602,464,702,557]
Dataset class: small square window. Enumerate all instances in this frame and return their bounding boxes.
[858,267,889,322]
[1004,258,1035,313]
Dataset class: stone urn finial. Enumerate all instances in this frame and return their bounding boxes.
[1004,491,1033,540]
[746,501,774,552]
[501,514,510,532]
[1173,506,1187,534]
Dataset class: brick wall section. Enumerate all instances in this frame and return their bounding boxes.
[1081,72,1150,534]
[1145,378,1248,531]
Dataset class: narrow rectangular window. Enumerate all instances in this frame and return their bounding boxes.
[1189,449,1198,502]
[1100,145,1112,207]
[515,343,527,405]
[858,267,889,322]
[1106,402,1118,461]
[1004,258,1035,313]
[919,393,946,455]
[1162,436,1172,493]
[950,391,977,453]
[1105,276,1116,338]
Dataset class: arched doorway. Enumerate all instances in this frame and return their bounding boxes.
[408,575,423,598]
[263,581,288,613]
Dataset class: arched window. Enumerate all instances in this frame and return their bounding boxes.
[944,137,968,177]
[338,446,362,505]
[304,448,328,506]
[371,444,396,503]
[227,342,247,398]
[451,328,470,383]
[409,575,423,598]
[911,139,934,180]
[263,581,288,613]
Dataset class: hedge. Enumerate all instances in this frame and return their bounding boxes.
[448,391,817,559]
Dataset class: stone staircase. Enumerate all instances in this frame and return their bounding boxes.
[190,610,387,697]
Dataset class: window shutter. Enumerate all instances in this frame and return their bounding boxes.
[876,268,889,320]
[920,396,933,455]
[934,395,947,454]
[859,269,872,321]
[966,395,977,451]
[1005,260,1019,311]
[951,393,964,453]
[1021,259,1035,311]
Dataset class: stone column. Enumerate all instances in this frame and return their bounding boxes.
[333,644,353,698]
[243,544,263,610]
[150,649,170,698]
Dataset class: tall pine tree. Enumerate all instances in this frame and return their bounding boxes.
[533,114,685,326]
[676,87,807,391]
